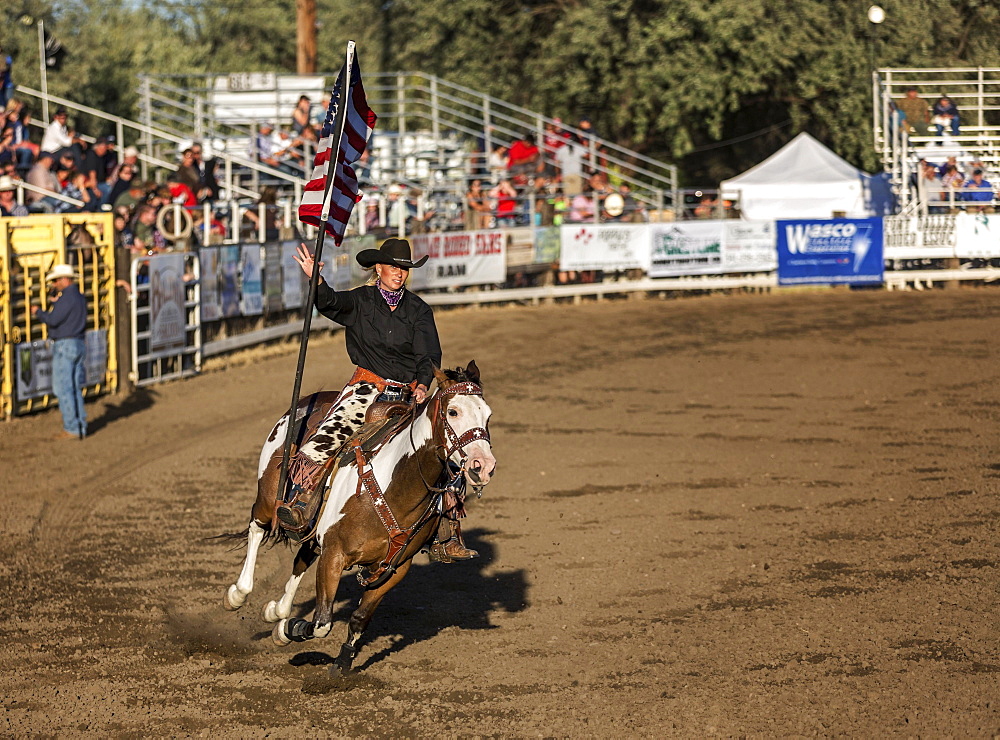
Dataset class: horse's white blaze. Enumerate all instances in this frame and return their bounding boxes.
[314,410,437,544]
[448,395,496,482]
[228,520,267,608]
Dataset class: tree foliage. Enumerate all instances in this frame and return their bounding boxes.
[1,0,998,183]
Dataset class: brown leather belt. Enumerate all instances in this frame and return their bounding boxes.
[348,366,418,394]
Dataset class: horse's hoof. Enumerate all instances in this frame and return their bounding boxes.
[223,584,246,611]
[272,619,292,646]
[262,600,281,623]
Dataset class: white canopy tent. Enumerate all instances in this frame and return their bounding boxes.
[721,132,893,220]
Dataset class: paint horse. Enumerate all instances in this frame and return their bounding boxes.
[223,362,496,674]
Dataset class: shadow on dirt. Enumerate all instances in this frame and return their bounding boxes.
[285,527,528,674]
[87,387,158,434]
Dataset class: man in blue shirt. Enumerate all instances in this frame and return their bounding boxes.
[962,169,995,214]
[31,264,88,440]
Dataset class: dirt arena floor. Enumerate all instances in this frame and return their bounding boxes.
[1,288,999,737]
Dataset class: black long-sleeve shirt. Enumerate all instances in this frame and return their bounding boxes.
[35,283,87,339]
[315,281,441,389]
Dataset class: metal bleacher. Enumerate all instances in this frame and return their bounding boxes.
[873,67,1000,214]
[136,71,681,223]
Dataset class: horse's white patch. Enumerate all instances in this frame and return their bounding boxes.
[258,416,288,481]
[315,410,437,544]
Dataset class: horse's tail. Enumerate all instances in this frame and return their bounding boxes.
[207,526,279,550]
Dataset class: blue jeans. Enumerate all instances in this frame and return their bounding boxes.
[52,337,87,437]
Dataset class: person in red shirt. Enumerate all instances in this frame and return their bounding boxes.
[507,133,540,185]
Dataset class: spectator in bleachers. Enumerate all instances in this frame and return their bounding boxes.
[80,136,113,197]
[242,186,281,241]
[105,161,136,207]
[918,160,946,213]
[932,95,960,139]
[490,178,518,226]
[940,163,964,211]
[488,143,508,183]
[0,124,15,170]
[40,108,79,157]
[4,100,35,173]
[0,48,13,110]
[618,183,644,223]
[132,203,165,253]
[174,147,209,200]
[962,169,994,213]
[896,88,930,136]
[113,178,149,214]
[291,95,313,136]
[0,175,29,217]
[507,132,540,186]
[26,153,61,212]
[555,134,586,196]
[465,179,491,231]
[251,122,281,169]
[567,190,594,223]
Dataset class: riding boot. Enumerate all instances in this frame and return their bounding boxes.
[428,518,478,562]
[276,457,325,539]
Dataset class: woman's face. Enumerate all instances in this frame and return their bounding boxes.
[375,262,409,291]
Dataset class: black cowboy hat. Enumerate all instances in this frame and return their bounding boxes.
[356,238,428,269]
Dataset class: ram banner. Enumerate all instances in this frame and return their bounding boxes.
[409,231,507,289]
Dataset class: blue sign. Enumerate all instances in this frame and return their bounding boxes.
[776,218,883,286]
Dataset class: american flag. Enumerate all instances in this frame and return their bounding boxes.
[297,58,377,244]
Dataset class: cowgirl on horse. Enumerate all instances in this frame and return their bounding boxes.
[277,237,476,561]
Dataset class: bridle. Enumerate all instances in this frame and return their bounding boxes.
[430,381,491,464]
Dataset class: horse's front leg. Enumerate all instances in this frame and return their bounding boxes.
[272,548,346,646]
[261,543,318,622]
[332,559,414,676]
[223,518,268,611]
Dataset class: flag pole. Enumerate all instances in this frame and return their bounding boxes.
[275,40,357,508]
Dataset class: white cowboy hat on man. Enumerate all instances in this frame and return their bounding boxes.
[45,264,78,282]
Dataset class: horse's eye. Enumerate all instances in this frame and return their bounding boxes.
[448,409,459,417]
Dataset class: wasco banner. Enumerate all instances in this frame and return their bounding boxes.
[953,212,1000,258]
[776,218,883,286]
[559,224,650,272]
[409,231,506,289]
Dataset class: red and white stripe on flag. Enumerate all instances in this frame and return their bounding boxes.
[297,59,377,245]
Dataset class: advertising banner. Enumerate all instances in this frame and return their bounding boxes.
[280,241,303,309]
[409,230,507,289]
[263,244,283,314]
[219,246,241,317]
[559,224,650,272]
[722,220,778,273]
[199,247,222,321]
[14,339,52,402]
[776,218,884,286]
[533,227,561,265]
[239,244,264,316]
[84,329,108,386]
[649,222,723,276]
[953,213,1000,258]
[149,253,187,354]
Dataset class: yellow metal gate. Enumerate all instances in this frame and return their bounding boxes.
[1,213,118,420]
